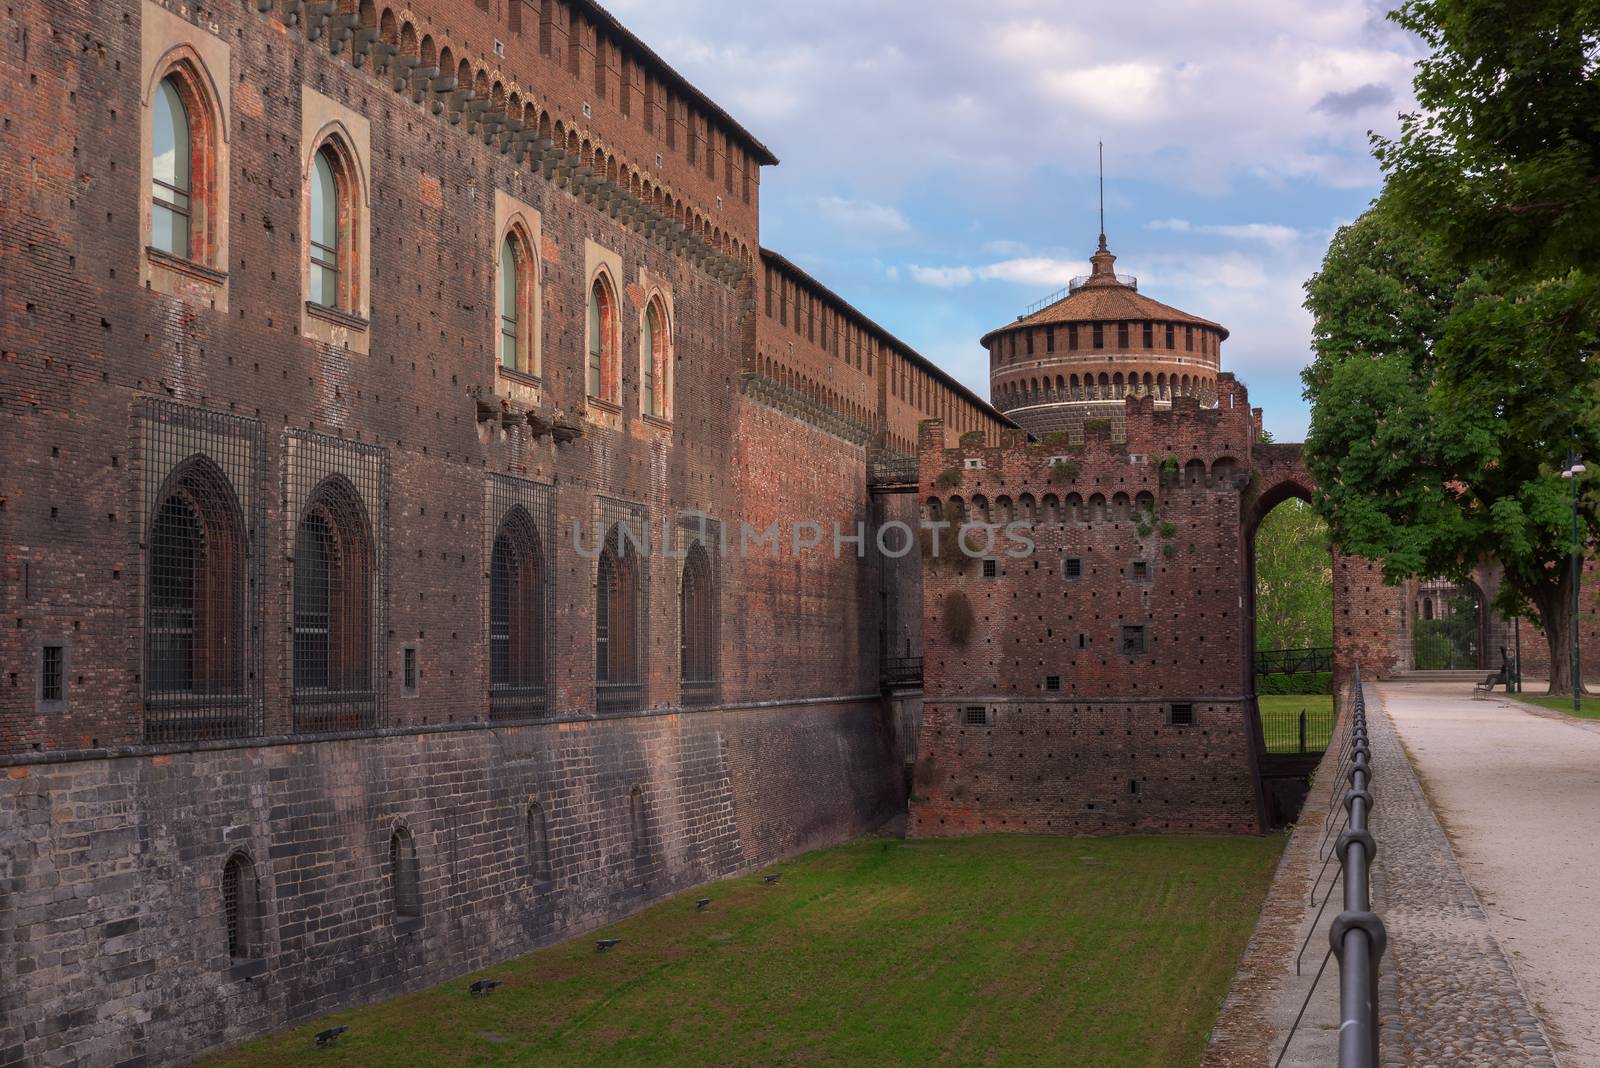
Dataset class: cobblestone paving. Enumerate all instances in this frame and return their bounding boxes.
[1367,685,1561,1067]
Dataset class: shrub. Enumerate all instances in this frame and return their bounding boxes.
[1049,458,1079,484]
[1162,542,1177,558]
[1159,520,1177,539]
[1041,431,1070,447]
[935,467,962,491]
[1084,418,1111,436]
[941,591,975,645]
[959,430,987,447]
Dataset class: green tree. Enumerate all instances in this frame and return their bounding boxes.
[1303,0,1600,694]
[1253,500,1334,651]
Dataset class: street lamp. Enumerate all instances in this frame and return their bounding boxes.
[1560,453,1586,714]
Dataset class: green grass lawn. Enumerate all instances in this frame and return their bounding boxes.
[1257,694,1336,753]
[206,834,1283,1068]
[1509,693,1600,721]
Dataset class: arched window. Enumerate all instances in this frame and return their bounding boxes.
[641,297,670,419]
[309,147,342,308]
[389,828,421,921]
[222,852,261,962]
[146,457,248,740]
[595,526,641,711]
[587,272,620,405]
[679,543,716,705]
[526,802,551,882]
[152,77,193,257]
[629,785,648,858]
[292,477,375,731]
[498,228,537,375]
[490,508,546,718]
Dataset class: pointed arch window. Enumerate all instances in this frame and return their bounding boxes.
[679,543,717,705]
[498,229,538,375]
[490,508,547,718]
[222,852,261,963]
[390,828,421,923]
[595,525,642,712]
[310,147,342,308]
[152,78,193,257]
[293,477,375,731]
[587,273,620,405]
[641,297,670,419]
[146,457,250,740]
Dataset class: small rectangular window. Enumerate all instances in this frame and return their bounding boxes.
[1045,675,1061,691]
[982,559,999,579]
[402,646,418,695]
[1121,626,1146,655]
[1063,557,1082,579]
[963,706,988,726]
[1186,326,1194,352]
[1131,560,1149,581]
[1166,324,1176,349]
[41,644,64,703]
[1170,703,1195,726]
[1046,327,1055,352]
[1069,324,1079,350]
[1026,331,1034,355]
[1117,322,1129,348]
[1093,323,1104,349]
[1076,633,1089,650]
[1143,322,1153,347]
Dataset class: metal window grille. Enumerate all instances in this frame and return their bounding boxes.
[402,646,417,694]
[287,430,387,733]
[1045,675,1061,692]
[488,475,555,721]
[222,853,258,960]
[40,645,64,703]
[964,706,988,726]
[140,400,264,742]
[982,559,999,579]
[595,496,648,713]
[1170,703,1195,726]
[1132,560,1150,581]
[1121,625,1146,655]
[676,515,720,707]
[390,830,420,919]
[1064,557,1082,579]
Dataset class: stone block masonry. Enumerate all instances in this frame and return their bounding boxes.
[0,700,899,1066]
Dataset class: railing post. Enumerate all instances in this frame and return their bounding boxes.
[1299,710,1307,754]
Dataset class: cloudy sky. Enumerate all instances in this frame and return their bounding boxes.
[608,0,1425,440]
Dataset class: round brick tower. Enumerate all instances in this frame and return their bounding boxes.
[983,235,1228,438]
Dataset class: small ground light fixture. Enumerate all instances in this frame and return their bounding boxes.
[596,938,621,952]
[696,897,712,911]
[315,1025,348,1048]
[470,979,501,996]
[764,872,782,885]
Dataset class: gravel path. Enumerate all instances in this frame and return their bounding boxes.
[1378,682,1600,1066]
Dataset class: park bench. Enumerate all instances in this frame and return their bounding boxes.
[1474,664,1508,695]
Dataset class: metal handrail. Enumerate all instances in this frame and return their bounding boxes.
[1274,666,1387,1068]
[1255,646,1335,674]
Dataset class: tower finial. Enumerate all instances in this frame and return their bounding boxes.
[1097,140,1106,251]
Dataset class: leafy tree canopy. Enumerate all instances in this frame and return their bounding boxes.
[1303,0,1600,691]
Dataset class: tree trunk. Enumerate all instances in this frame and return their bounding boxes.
[1530,577,1587,696]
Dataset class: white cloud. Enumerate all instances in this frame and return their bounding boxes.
[909,257,1087,290]
[1148,219,1302,247]
[815,196,912,235]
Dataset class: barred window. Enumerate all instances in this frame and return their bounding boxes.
[222,852,261,962]
[390,828,421,921]
[1121,625,1147,655]
[293,476,375,730]
[147,457,248,738]
[490,508,547,713]
[679,542,716,705]
[595,536,640,695]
